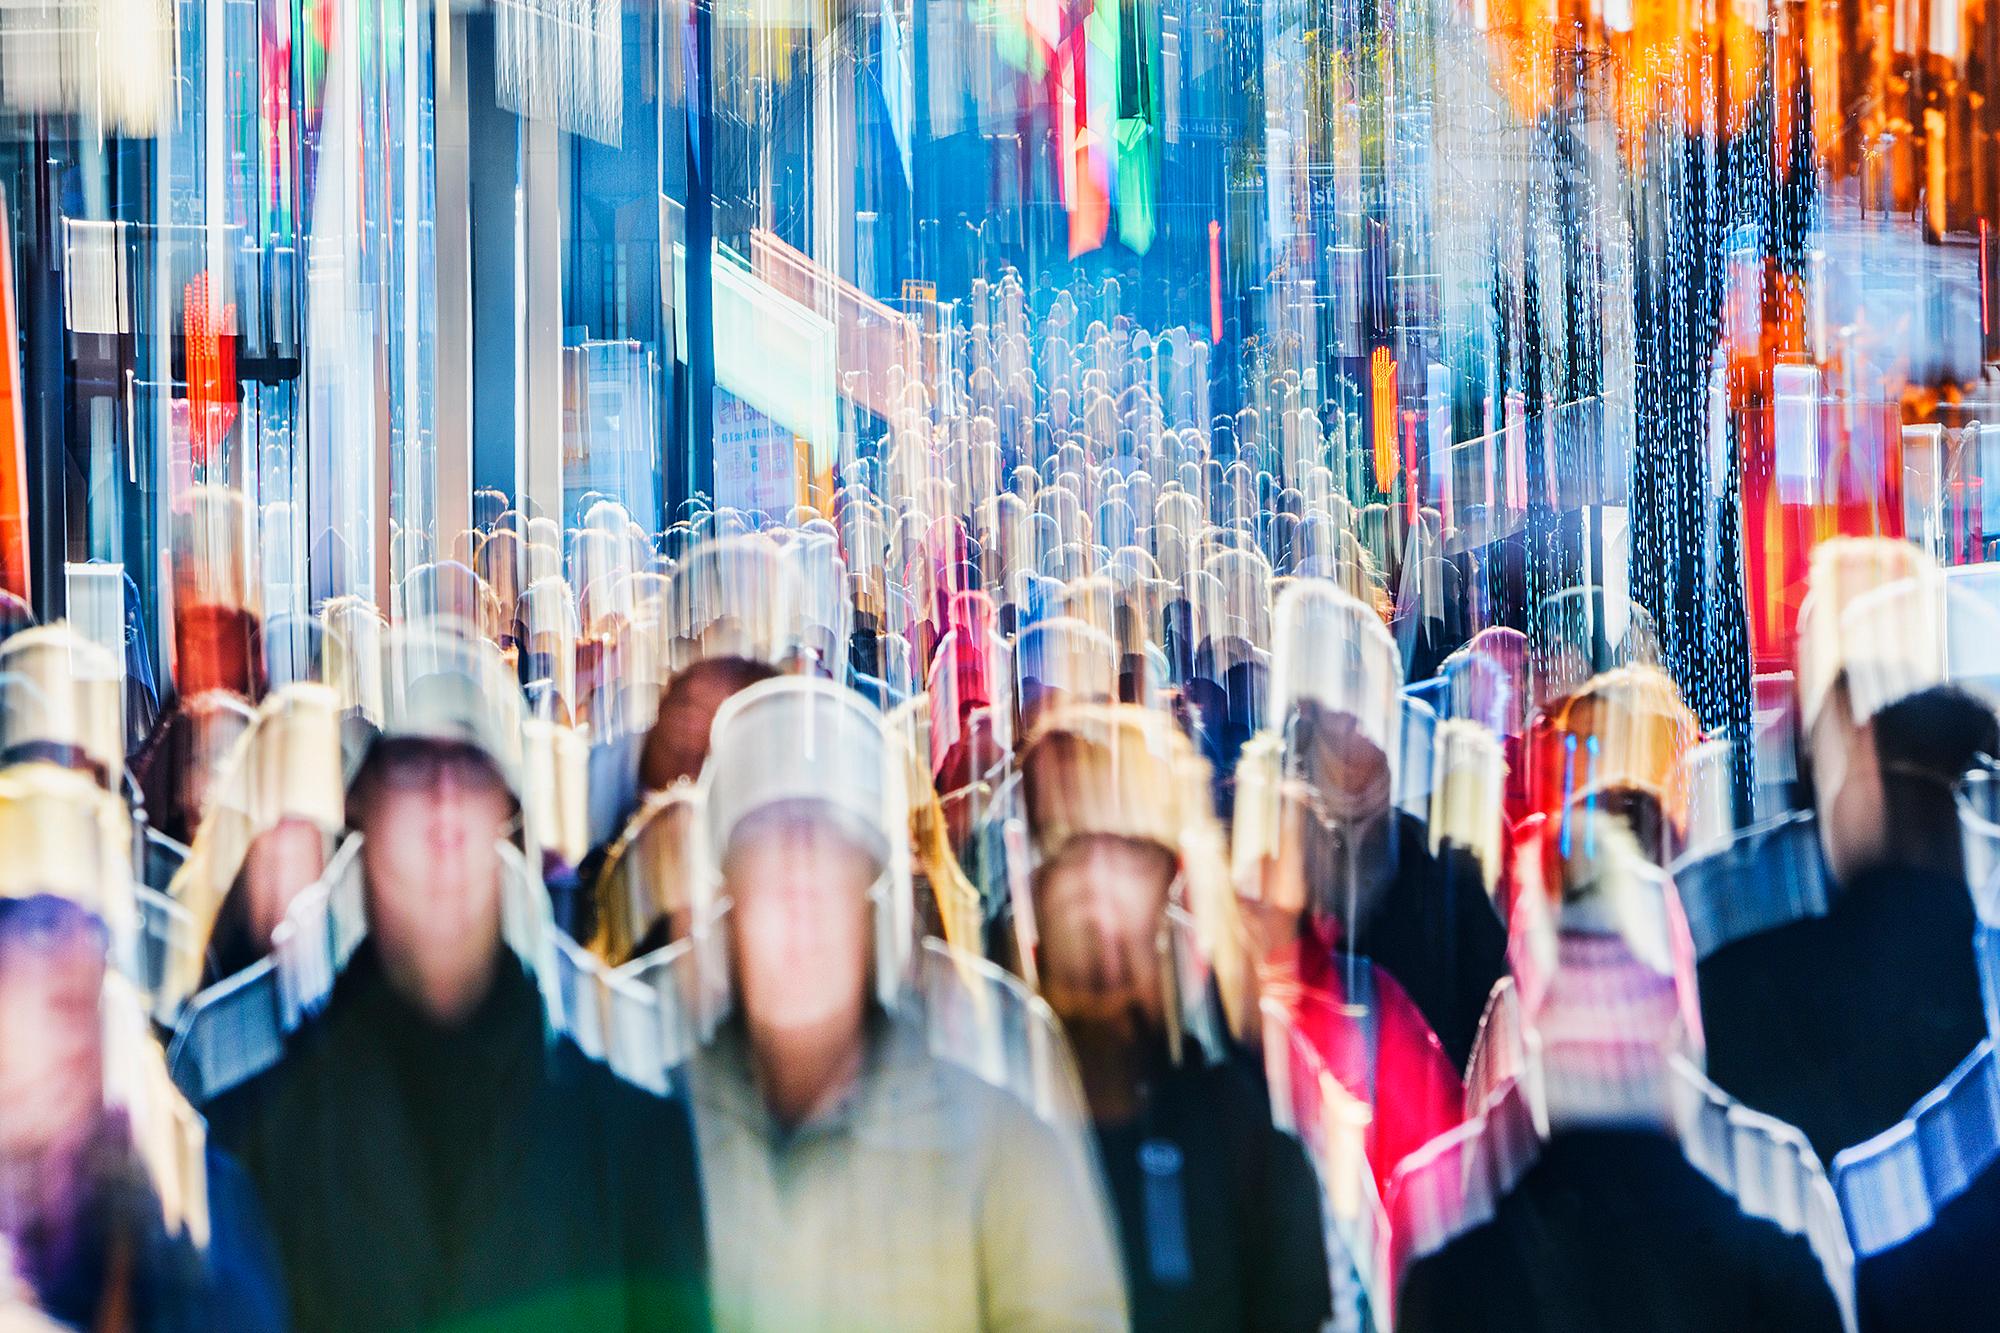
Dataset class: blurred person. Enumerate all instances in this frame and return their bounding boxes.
[1829,756,2000,1331]
[0,896,284,1332]
[1241,583,1504,1074]
[638,657,785,795]
[0,628,126,795]
[588,786,702,965]
[1182,657,1267,822]
[133,488,267,843]
[572,656,782,945]
[926,591,1012,802]
[131,693,258,847]
[0,763,285,1332]
[1019,707,1332,1331]
[202,820,328,981]
[1524,665,1700,872]
[195,629,711,1333]
[686,676,1126,1332]
[1692,540,1995,1160]
[1393,819,1849,1332]
[1236,696,1468,1198]
[163,685,345,1010]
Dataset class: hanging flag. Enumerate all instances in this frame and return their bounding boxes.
[1061,26,1108,255]
[184,274,240,472]
[0,191,27,600]
[1114,0,1158,253]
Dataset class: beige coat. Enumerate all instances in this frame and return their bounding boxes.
[690,1010,1129,1333]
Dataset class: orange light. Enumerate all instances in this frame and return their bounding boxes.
[1476,0,1767,157]
[1371,348,1397,492]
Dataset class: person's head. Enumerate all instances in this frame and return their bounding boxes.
[1812,681,1998,884]
[207,683,347,960]
[1021,707,1223,1033]
[1562,786,1670,867]
[237,817,330,950]
[1030,833,1176,1030]
[1251,581,1405,917]
[349,737,516,1023]
[0,628,123,792]
[1878,689,1999,839]
[1529,665,1698,866]
[1257,698,1397,930]
[702,679,906,1057]
[640,656,781,792]
[0,896,107,1160]
[152,693,256,843]
[173,603,265,700]
[1795,538,1989,883]
[721,802,881,1044]
[1013,617,1118,743]
[594,791,701,962]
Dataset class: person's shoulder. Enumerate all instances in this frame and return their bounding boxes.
[198,1144,293,1333]
[546,1034,696,1139]
[1395,1211,1512,1327]
[1696,916,1809,1002]
[916,1041,1029,1120]
[1162,1052,1275,1142]
[542,1038,707,1221]
[1532,1130,1822,1256]
[197,1030,324,1158]
[1860,1157,2000,1311]
[911,1040,1073,1164]
[1528,1128,1719,1200]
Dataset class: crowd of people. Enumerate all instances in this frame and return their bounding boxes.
[1,269,1996,1332]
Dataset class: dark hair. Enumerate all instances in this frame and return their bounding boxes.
[1874,687,2000,787]
[346,736,514,830]
[639,656,783,792]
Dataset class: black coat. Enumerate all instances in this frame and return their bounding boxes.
[1396,1130,1846,1333]
[1852,1154,2000,1333]
[1698,862,1986,1161]
[1094,1056,1332,1333]
[204,940,712,1333]
[1351,814,1509,1073]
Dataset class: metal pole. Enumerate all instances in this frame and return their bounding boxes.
[685,0,717,503]
[23,121,66,619]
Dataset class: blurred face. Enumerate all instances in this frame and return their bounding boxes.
[1565,788,1670,867]
[723,808,877,1044]
[645,680,728,790]
[1265,717,1395,937]
[357,741,514,1023]
[1256,790,1314,931]
[0,902,107,1159]
[1032,835,1176,1028]
[1809,686,1888,887]
[240,818,328,948]
[1299,718,1395,826]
